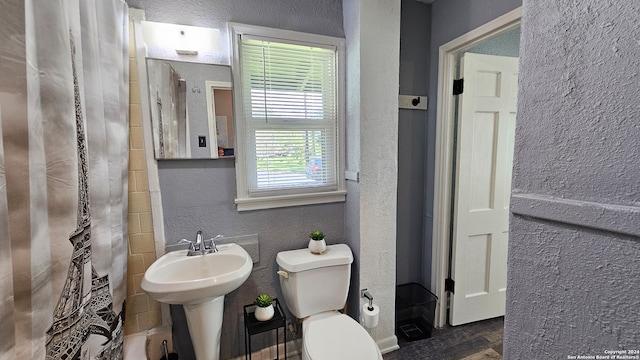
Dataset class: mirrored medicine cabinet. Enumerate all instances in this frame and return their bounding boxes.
[145,58,235,159]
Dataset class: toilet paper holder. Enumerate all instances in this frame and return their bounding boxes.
[361,288,374,311]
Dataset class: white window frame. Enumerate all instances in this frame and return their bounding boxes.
[229,23,346,211]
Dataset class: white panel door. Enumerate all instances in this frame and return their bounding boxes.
[450,53,519,326]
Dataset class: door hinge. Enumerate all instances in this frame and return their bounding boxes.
[453,78,464,95]
[445,278,455,293]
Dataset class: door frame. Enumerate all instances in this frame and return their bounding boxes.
[431,7,522,328]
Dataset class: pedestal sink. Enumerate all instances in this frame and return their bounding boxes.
[141,243,253,360]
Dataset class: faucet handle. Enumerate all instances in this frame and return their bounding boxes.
[204,235,223,252]
[179,238,196,251]
[207,234,224,242]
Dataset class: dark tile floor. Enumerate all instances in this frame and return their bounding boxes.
[383,317,504,360]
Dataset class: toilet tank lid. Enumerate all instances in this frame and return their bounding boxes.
[277,244,353,272]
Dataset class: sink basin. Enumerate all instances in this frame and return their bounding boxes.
[141,243,253,304]
[141,243,253,360]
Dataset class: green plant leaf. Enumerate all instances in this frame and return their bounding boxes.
[255,293,273,307]
[309,230,324,240]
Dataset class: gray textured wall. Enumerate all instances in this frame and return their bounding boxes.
[396,0,431,287]
[128,0,343,65]
[425,0,522,290]
[127,0,345,358]
[157,160,345,358]
[505,1,640,358]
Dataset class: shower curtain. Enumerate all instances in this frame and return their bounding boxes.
[0,0,129,358]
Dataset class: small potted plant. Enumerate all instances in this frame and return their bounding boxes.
[254,293,275,321]
[308,230,326,254]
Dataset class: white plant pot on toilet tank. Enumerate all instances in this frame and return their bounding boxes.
[308,231,327,254]
[308,239,326,254]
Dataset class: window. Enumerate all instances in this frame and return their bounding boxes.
[230,24,345,211]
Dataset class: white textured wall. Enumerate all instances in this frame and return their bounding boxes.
[359,1,400,347]
[505,0,640,358]
[343,0,401,350]
[342,0,362,320]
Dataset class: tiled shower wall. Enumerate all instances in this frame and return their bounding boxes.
[124,20,161,335]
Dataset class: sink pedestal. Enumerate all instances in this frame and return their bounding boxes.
[184,296,225,360]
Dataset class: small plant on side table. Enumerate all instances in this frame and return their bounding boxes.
[308,230,326,254]
[254,294,275,321]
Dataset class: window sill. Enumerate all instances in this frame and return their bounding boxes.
[235,190,346,211]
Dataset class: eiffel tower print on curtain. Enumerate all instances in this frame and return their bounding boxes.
[44,33,125,360]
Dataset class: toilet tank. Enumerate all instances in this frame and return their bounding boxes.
[276,244,353,319]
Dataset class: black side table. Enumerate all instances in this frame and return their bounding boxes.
[244,298,287,360]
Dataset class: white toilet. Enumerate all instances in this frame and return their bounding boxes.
[276,244,383,360]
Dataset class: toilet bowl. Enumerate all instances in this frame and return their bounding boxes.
[276,244,383,360]
[301,312,383,360]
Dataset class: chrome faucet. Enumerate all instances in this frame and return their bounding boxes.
[179,231,223,256]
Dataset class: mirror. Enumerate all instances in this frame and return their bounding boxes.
[146,58,234,159]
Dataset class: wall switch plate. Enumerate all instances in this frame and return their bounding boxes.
[198,136,206,147]
[345,170,359,182]
[399,95,428,110]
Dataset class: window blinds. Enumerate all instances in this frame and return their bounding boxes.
[240,36,338,193]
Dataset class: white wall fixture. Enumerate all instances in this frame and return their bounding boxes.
[141,20,221,55]
[398,95,428,110]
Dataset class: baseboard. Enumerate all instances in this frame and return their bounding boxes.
[377,335,400,354]
[229,338,302,360]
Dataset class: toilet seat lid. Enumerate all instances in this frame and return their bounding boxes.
[303,314,380,360]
